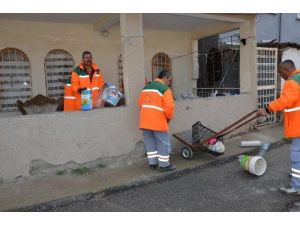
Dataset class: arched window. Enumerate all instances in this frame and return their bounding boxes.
[151,52,172,85]
[118,54,124,94]
[0,48,32,112]
[45,49,74,99]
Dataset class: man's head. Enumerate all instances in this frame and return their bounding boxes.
[82,51,93,67]
[157,70,172,87]
[279,59,296,80]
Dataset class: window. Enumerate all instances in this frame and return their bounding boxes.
[45,49,74,99]
[151,52,172,87]
[197,29,240,98]
[0,48,32,112]
[297,13,300,20]
[118,54,124,94]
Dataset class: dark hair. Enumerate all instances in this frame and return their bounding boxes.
[157,70,171,79]
[82,51,92,59]
[280,59,296,69]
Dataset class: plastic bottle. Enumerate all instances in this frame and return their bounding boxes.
[81,89,92,111]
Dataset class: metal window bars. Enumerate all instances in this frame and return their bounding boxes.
[193,87,241,98]
[256,47,278,125]
[45,49,74,100]
[151,52,172,88]
[118,54,124,93]
[0,48,32,112]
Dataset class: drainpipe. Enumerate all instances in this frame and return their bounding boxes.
[278,13,282,43]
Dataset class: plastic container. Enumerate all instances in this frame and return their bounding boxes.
[239,155,267,176]
[81,89,93,111]
[208,141,225,153]
[240,141,262,147]
[102,83,123,107]
[259,143,270,156]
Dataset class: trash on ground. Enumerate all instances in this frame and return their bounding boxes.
[240,140,262,147]
[173,110,259,159]
[238,155,267,176]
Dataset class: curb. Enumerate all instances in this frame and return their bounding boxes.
[11,140,286,212]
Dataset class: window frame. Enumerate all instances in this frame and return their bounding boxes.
[0,47,32,112]
[151,52,172,88]
[44,49,74,99]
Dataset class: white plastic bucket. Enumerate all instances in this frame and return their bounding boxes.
[239,155,267,176]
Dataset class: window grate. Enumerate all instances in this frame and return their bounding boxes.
[118,54,124,93]
[45,49,74,99]
[0,48,32,112]
[256,47,278,125]
[151,52,172,88]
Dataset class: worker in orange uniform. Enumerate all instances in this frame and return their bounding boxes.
[258,60,300,195]
[138,70,176,172]
[63,77,76,111]
[70,51,105,110]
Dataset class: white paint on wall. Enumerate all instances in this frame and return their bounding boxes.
[282,48,300,67]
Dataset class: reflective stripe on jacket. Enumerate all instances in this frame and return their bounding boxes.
[71,63,105,110]
[138,78,175,131]
[63,83,76,111]
[268,69,300,138]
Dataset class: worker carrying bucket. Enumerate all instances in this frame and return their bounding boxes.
[258,59,300,195]
[67,51,105,111]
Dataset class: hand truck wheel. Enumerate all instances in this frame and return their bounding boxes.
[181,146,193,159]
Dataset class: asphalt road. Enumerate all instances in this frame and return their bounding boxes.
[40,144,300,212]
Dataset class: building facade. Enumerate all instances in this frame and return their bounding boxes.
[0,14,257,180]
[256,13,300,43]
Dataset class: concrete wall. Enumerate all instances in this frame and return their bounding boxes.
[0,108,141,180]
[256,13,300,43]
[0,19,122,96]
[171,94,255,133]
[282,48,300,68]
[0,14,257,181]
[144,29,193,96]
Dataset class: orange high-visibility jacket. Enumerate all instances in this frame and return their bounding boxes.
[268,69,300,138]
[71,63,105,110]
[138,78,175,132]
[63,81,76,111]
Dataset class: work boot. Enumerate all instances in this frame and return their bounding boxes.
[149,164,158,170]
[279,185,300,195]
[159,164,176,172]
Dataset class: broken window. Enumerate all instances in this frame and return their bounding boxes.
[0,48,32,112]
[45,49,74,99]
[197,29,240,97]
